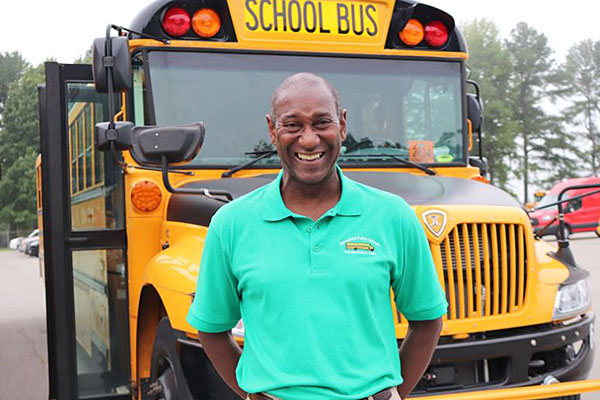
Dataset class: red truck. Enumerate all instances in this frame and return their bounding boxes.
[530,177,600,239]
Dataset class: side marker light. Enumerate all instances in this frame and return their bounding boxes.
[131,180,162,212]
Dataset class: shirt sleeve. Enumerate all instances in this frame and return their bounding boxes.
[187,220,241,332]
[391,206,448,321]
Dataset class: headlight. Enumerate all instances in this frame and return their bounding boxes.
[542,215,553,221]
[553,280,591,320]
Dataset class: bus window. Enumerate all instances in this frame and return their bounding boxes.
[67,82,124,231]
[72,248,129,396]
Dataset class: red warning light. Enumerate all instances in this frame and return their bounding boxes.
[425,21,448,47]
[162,7,191,37]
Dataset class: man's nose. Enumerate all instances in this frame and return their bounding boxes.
[298,126,320,148]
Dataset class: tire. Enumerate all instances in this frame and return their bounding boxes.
[550,396,580,400]
[148,317,193,400]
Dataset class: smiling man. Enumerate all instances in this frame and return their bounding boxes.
[187,73,447,400]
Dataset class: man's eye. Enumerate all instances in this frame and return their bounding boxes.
[314,119,333,128]
[282,122,302,132]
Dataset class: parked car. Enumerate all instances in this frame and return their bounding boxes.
[18,229,39,252]
[9,236,23,250]
[530,177,600,239]
[25,237,39,257]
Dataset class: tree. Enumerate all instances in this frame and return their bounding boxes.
[0,51,29,118]
[461,19,516,189]
[0,150,38,230]
[553,40,600,176]
[0,63,44,230]
[506,22,560,202]
[0,63,44,168]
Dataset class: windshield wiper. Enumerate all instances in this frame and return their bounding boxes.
[221,150,278,178]
[339,153,436,176]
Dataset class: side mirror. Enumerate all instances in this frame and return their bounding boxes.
[95,122,205,166]
[92,36,132,93]
[130,122,205,166]
[467,93,482,133]
[469,156,487,177]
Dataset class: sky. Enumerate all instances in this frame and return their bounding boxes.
[1,0,598,66]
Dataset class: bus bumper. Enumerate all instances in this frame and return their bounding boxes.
[414,313,595,395]
[176,313,594,399]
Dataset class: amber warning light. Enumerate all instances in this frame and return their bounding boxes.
[131,180,162,212]
[192,8,222,38]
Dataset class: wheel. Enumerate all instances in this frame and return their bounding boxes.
[549,395,580,400]
[148,317,193,400]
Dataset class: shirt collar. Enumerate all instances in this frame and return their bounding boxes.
[261,165,363,221]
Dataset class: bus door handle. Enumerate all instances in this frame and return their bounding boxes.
[68,237,92,245]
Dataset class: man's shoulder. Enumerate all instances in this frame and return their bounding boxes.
[210,183,270,225]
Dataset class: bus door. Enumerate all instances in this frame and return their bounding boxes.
[40,62,130,400]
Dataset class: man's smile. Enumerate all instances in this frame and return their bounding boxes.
[295,152,324,161]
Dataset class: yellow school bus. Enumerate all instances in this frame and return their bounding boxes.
[38,1,599,399]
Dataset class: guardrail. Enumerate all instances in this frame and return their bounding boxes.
[415,379,600,399]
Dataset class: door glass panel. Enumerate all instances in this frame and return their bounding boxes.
[66,83,124,230]
[72,249,129,396]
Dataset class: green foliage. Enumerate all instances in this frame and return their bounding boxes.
[0,63,44,168]
[75,48,93,64]
[0,62,44,230]
[552,40,600,176]
[0,52,29,117]
[461,19,516,189]
[0,150,38,229]
[505,22,571,202]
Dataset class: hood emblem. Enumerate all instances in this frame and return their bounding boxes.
[422,210,447,237]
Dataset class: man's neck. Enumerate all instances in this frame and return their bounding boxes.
[280,170,341,221]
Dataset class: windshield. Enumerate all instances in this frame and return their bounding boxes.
[145,51,464,167]
[538,193,558,207]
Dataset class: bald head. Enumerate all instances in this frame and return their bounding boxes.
[270,73,342,123]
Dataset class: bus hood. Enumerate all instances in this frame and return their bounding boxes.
[167,171,521,226]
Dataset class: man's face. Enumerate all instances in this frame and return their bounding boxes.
[267,83,346,185]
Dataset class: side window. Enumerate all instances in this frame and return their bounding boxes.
[67,83,124,231]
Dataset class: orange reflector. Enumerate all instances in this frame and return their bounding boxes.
[399,19,424,46]
[131,180,162,212]
[472,176,490,184]
[192,8,221,38]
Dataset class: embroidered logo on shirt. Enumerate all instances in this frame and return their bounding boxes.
[422,210,447,237]
[340,236,380,255]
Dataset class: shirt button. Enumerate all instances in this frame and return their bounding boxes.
[313,245,320,252]
[306,227,312,233]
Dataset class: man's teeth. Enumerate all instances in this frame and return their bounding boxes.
[297,152,323,161]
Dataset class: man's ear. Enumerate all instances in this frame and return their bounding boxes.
[266,114,277,145]
[339,109,348,141]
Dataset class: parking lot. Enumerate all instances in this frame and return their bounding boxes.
[0,233,599,399]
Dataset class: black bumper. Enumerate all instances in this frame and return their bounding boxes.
[415,313,595,395]
[177,313,594,398]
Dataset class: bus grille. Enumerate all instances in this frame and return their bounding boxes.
[432,223,528,320]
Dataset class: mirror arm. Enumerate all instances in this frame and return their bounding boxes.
[160,155,233,202]
[467,79,484,162]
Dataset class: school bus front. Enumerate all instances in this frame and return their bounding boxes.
[38,0,597,399]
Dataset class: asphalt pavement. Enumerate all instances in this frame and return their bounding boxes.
[0,233,599,399]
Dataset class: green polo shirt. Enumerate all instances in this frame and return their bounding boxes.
[187,167,447,400]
